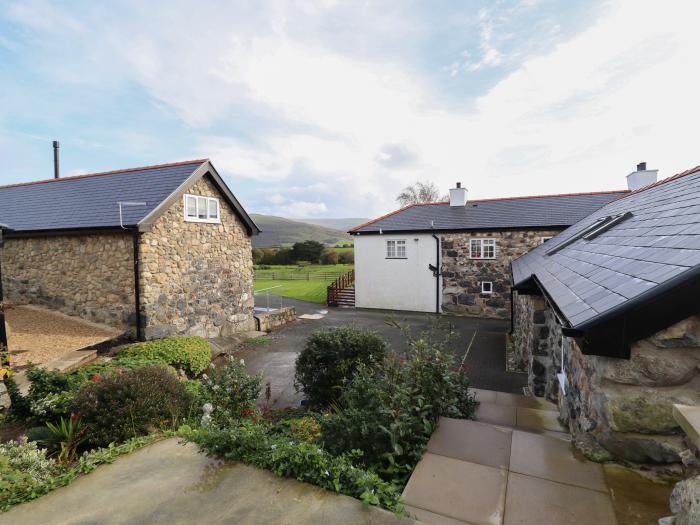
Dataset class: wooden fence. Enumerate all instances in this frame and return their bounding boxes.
[254,271,347,281]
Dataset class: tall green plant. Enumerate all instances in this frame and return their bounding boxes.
[46,417,86,463]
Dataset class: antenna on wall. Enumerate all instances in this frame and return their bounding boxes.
[118,202,147,229]
[53,141,60,179]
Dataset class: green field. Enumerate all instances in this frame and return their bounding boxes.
[254,264,353,304]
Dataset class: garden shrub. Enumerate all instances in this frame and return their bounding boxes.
[287,416,322,443]
[117,336,212,376]
[183,422,404,513]
[320,328,476,485]
[199,357,262,427]
[72,366,193,447]
[295,326,387,406]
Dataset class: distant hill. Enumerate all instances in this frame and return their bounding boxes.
[300,218,369,231]
[250,214,354,248]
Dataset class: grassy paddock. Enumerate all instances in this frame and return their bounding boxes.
[254,263,354,304]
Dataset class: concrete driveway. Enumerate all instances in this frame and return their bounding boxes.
[240,297,525,408]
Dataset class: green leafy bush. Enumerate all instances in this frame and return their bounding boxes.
[118,336,212,376]
[295,326,387,406]
[72,366,193,447]
[199,357,262,427]
[287,416,322,443]
[183,422,404,513]
[321,328,476,485]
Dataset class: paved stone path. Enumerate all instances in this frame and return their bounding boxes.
[403,388,673,524]
[402,388,617,525]
[0,438,416,525]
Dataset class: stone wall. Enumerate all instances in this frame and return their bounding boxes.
[139,175,255,339]
[514,292,700,465]
[255,307,296,332]
[441,230,560,318]
[1,233,135,330]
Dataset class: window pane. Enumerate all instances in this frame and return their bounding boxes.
[186,196,197,217]
[386,240,395,258]
[484,241,494,258]
[208,199,219,219]
[197,197,208,219]
[396,240,406,258]
[470,239,481,258]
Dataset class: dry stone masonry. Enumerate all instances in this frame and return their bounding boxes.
[139,177,255,339]
[513,292,700,466]
[1,175,255,340]
[2,233,135,329]
[441,230,559,318]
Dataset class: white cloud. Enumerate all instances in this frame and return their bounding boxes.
[4,0,700,219]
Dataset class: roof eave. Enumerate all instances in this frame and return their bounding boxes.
[136,160,260,236]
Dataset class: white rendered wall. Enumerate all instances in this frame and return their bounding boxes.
[354,233,440,313]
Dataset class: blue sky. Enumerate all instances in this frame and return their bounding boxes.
[1,0,699,219]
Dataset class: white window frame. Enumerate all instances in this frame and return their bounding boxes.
[540,236,553,244]
[184,194,221,224]
[469,238,496,259]
[386,239,407,259]
[481,281,493,295]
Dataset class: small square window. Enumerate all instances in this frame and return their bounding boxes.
[386,239,406,259]
[184,194,221,223]
[470,238,496,259]
[481,281,493,294]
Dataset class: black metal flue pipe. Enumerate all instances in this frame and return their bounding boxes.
[53,140,60,179]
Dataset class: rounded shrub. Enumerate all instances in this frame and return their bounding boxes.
[294,326,387,406]
[72,366,193,447]
[117,336,211,377]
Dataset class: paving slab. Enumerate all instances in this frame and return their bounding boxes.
[402,452,507,525]
[503,472,616,525]
[474,402,517,427]
[0,438,415,525]
[508,431,607,492]
[427,418,512,469]
[514,407,567,433]
[406,506,473,525]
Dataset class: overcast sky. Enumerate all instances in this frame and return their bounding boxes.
[1,0,699,219]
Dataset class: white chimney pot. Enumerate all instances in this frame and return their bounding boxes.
[627,162,658,191]
[449,182,468,207]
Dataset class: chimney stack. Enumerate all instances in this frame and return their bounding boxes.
[449,182,468,207]
[626,162,657,191]
[53,140,60,179]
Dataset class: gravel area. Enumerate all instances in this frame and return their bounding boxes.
[6,305,120,369]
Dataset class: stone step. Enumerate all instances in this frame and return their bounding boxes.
[472,388,568,437]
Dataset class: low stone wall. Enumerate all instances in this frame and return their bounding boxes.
[255,307,296,332]
[514,292,700,465]
[441,230,560,319]
[2,233,135,331]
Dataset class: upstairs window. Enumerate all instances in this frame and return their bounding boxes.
[386,239,407,259]
[470,238,496,259]
[184,194,221,223]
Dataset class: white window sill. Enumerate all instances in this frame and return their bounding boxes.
[185,217,221,224]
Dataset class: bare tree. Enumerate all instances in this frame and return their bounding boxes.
[396,181,447,206]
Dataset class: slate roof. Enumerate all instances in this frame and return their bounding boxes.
[0,159,259,235]
[512,165,700,356]
[350,191,628,234]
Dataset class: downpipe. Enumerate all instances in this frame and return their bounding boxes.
[430,233,441,314]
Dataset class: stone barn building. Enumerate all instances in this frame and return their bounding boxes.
[0,159,259,340]
[511,164,700,465]
[351,185,627,315]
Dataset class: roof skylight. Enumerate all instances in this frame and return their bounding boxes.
[546,212,633,256]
